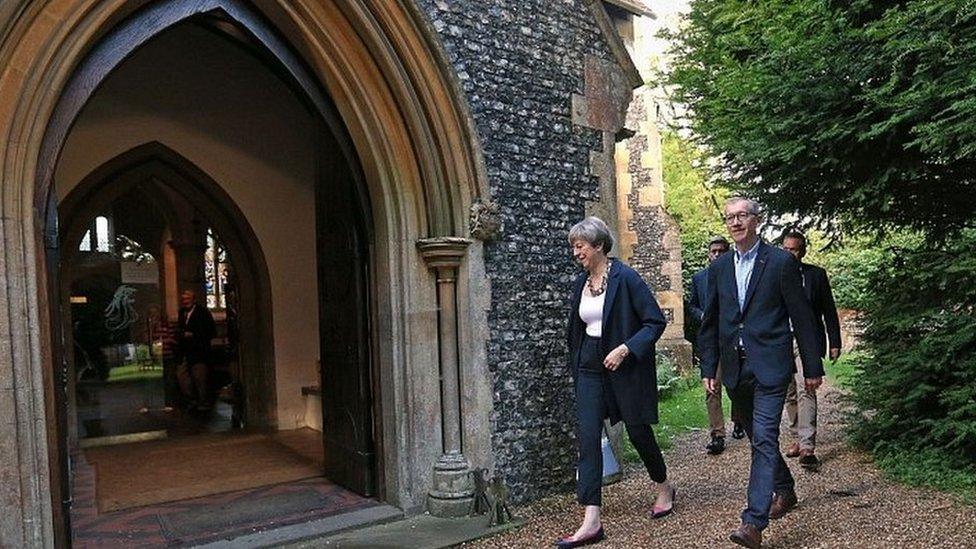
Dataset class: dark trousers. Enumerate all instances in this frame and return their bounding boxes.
[576,336,667,506]
[727,352,795,530]
[162,357,179,406]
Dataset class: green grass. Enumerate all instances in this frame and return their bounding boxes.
[621,376,731,461]
[873,447,976,504]
[617,354,976,504]
[829,354,976,502]
[825,351,861,389]
[621,350,859,462]
[106,363,163,383]
[823,351,976,503]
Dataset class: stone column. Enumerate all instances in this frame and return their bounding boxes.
[168,239,208,300]
[417,236,474,517]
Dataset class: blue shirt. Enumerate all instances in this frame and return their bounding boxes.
[733,239,761,312]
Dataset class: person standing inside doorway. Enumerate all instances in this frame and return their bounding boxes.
[780,231,842,471]
[690,236,745,455]
[699,197,823,549]
[177,290,216,411]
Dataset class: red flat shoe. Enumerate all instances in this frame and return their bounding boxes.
[554,526,605,548]
[651,486,677,519]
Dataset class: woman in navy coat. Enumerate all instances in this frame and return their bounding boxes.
[556,217,675,548]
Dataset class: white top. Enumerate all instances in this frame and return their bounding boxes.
[579,289,605,337]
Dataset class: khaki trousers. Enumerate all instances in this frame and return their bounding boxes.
[785,345,818,450]
[706,363,726,438]
[177,360,209,404]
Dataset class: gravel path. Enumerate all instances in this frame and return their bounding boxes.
[463,382,976,548]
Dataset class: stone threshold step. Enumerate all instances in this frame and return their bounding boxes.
[195,505,403,549]
[277,513,524,549]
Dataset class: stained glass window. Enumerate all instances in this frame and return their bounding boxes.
[204,228,230,310]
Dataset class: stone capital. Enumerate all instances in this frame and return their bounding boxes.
[416,237,472,270]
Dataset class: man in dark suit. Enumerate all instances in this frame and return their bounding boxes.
[176,290,216,410]
[690,236,744,455]
[781,231,842,471]
[699,198,824,549]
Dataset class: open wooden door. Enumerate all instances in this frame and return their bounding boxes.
[44,191,72,547]
[315,135,376,496]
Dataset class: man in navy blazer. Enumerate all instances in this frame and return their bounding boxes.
[781,230,842,470]
[690,236,744,454]
[698,198,824,549]
[689,236,730,323]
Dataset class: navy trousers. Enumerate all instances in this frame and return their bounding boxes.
[576,335,666,506]
[727,355,795,530]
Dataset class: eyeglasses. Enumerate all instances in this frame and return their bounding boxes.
[723,212,755,225]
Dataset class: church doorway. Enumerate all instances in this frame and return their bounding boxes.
[49,6,379,545]
[1,0,494,545]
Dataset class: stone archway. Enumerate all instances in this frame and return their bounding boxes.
[0,0,494,546]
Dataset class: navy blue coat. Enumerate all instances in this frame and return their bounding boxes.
[689,267,709,322]
[800,262,843,358]
[567,261,668,425]
[177,304,216,365]
[698,242,824,389]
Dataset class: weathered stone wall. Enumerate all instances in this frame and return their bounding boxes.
[613,12,694,372]
[413,0,626,502]
[615,92,693,371]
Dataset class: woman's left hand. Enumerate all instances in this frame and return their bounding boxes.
[603,344,630,371]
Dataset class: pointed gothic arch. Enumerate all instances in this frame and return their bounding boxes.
[0,0,495,546]
[57,142,278,439]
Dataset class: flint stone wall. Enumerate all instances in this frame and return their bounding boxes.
[414,0,621,503]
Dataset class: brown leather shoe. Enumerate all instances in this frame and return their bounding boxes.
[729,523,762,548]
[785,442,800,458]
[769,490,798,519]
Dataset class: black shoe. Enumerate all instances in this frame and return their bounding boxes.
[799,450,821,470]
[731,423,746,440]
[706,436,726,455]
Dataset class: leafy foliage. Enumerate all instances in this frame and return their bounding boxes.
[662,131,729,288]
[661,131,730,343]
[664,0,976,497]
[873,447,976,503]
[663,0,976,238]
[846,231,976,481]
[656,352,693,398]
[812,232,922,310]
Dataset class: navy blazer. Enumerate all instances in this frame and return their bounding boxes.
[178,304,216,365]
[698,241,824,388]
[800,262,842,358]
[689,267,709,322]
[567,261,667,425]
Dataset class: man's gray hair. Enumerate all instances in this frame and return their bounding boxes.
[724,196,762,216]
[568,216,614,255]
